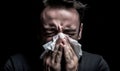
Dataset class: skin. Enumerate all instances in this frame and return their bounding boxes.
[41,6,83,71]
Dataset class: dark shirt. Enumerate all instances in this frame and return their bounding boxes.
[3,51,110,71]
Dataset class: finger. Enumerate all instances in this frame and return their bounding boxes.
[43,53,49,65]
[56,37,63,44]
[60,37,67,45]
[69,46,76,56]
[60,43,71,63]
[46,56,51,66]
[48,66,50,71]
[63,36,70,44]
[54,37,62,52]
[44,55,51,71]
[69,49,73,59]
[54,44,59,52]
[61,37,77,58]
[60,37,71,49]
[52,38,63,60]
[45,65,50,71]
[60,38,73,57]
[52,44,59,60]
[64,52,71,63]
[55,45,63,63]
[44,57,47,71]
[69,48,78,64]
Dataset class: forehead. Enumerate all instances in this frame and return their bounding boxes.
[42,7,79,22]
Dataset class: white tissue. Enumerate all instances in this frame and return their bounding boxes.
[40,33,82,59]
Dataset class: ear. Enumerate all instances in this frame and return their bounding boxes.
[78,23,83,40]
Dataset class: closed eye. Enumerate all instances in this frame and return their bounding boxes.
[63,29,76,36]
[44,28,57,37]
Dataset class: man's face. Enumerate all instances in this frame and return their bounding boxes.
[41,7,82,43]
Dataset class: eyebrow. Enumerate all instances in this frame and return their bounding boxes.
[43,23,56,29]
[44,27,57,32]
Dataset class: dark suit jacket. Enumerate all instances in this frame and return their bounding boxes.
[3,51,110,71]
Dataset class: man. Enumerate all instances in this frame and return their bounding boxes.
[3,0,110,71]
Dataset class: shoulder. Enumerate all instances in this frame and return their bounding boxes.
[82,51,109,66]
[3,53,30,71]
[10,53,26,60]
[78,51,110,71]
[81,51,105,66]
[8,53,28,65]
[82,51,103,60]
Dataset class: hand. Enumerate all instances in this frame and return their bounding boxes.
[43,38,63,71]
[60,37,78,71]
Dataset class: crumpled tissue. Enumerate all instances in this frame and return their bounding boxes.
[40,33,82,59]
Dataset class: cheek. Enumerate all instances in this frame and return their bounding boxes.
[70,35,78,40]
[43,36,53,43]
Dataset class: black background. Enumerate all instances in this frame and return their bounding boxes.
[0,0,119,71]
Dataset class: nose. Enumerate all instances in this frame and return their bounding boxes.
[58,24,63,33]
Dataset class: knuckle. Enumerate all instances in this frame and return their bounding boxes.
[46,59,49,65]
[45,57,51,65]
[57,51,62,55]
[53,50,58,54]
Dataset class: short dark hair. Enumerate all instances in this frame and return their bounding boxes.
[42,0,87,21]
